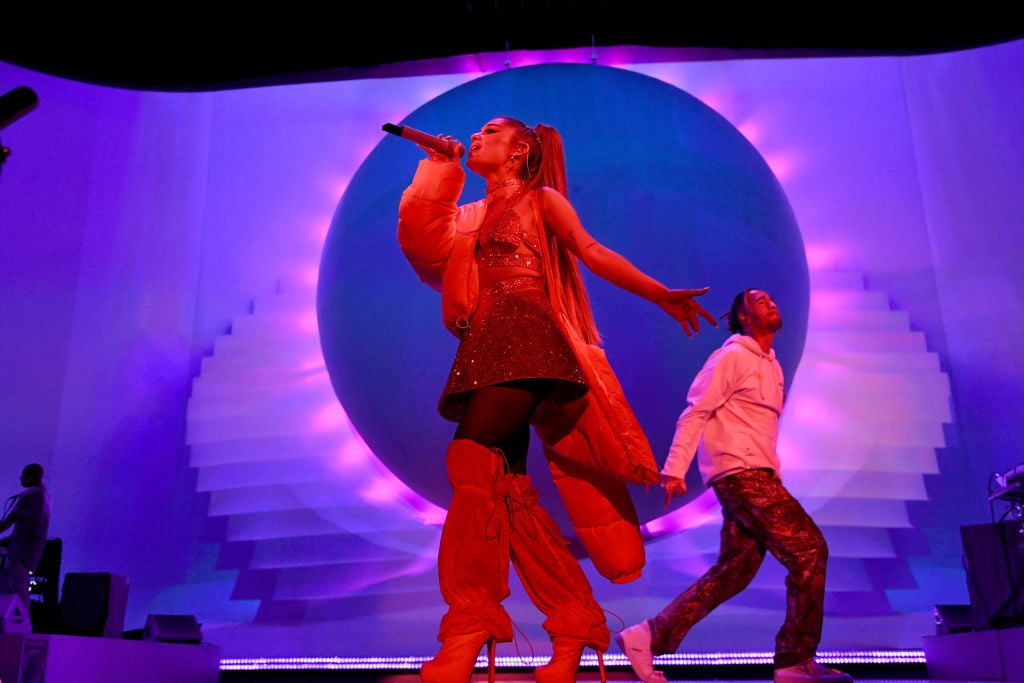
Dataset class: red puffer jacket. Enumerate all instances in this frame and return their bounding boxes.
[398,158,659,584]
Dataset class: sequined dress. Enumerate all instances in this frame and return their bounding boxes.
[399,159,660,584]
[438,190,588,422]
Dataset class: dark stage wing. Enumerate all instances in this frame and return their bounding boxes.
[1,3,1023,91]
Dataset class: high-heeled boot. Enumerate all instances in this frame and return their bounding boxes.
[420,631,496,683]
[421,439,515,683]
[504,473,609,683]
[536,636,607,683]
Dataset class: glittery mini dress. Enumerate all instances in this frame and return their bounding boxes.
[438,192,588,423]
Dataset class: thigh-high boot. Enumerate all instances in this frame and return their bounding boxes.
[505,473,609,683]
[421,439,515,683]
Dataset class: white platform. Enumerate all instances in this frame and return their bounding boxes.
[0,632,221,683]
[923,625,1024,681]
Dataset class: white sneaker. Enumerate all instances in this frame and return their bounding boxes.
[614,621,667,682]
[774,660,854,683]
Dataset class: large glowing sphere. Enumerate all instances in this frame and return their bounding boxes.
[318,64,808,536]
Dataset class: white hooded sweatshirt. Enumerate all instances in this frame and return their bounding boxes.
[662,333,785,485]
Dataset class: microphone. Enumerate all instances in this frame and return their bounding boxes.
[382,123,465,159]
[0,87,39,131]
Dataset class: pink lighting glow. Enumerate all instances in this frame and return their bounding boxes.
[6,35,996,661]
[295,310,319,334]
[735,120,765,146]
[803,243,843,270]
[641,489,721,539]
[761,151,798,182]
[331,432,373,469]
[309,401,350,433]
[297,264,321,289]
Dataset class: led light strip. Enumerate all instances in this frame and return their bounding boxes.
[219,648,926,671]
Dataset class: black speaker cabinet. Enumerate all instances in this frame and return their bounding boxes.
[28,538,62,634]
[58,572,129,638]
[960,521,1024,630]
[934,603,973,634]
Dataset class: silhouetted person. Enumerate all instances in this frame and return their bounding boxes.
[0,463,51,626]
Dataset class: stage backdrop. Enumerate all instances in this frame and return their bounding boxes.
[0,38,1022,660]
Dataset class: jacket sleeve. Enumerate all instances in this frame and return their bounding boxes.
[662,349,734,479]
[396,159,466,291]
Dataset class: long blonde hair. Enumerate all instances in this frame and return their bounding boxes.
[504,118,602,346]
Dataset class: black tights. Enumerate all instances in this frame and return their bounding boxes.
[453,379,556,474]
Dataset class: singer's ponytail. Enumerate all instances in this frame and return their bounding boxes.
[505,117,600,345]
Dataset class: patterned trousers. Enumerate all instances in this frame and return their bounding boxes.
[648,468,828,669]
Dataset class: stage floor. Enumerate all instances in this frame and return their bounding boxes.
[3,632,1020,683]
[216,663,941,682]
[218,675,989,683]
[216,625,1024,682]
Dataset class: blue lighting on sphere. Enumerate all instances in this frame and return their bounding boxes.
[317,64,808,537]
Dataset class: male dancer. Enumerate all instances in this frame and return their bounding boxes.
[616,289,853,683]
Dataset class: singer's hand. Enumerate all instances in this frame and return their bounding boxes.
[659,287,717,338]
[418,135,458,163]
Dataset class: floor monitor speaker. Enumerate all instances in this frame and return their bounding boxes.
[144,613,203,643]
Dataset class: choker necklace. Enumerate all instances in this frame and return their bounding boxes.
[486,178,524,194]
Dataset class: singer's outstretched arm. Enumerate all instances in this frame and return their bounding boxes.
[538,186,715,337]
